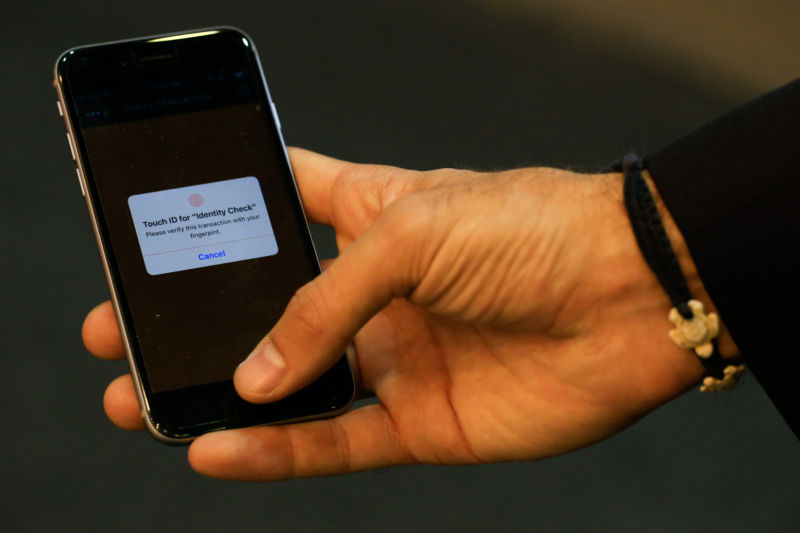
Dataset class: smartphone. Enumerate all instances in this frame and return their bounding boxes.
[54,27,355,444]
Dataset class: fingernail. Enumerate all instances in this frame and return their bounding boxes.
[237,340,287,395]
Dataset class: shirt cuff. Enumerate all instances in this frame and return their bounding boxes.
[645,78,800,438]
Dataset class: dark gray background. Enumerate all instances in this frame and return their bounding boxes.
[2,1,798,531]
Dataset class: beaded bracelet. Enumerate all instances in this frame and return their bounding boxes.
[615,154,745,392]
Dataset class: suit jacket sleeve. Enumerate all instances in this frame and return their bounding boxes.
[645,78,800,439]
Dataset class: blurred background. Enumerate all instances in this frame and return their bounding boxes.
[2,1,799,531]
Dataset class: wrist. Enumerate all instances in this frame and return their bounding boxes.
[579,166,739,400]
[575,170,708,401]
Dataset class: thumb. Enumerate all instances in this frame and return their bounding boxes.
[233,196,431,403]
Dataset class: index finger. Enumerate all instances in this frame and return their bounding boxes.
[287,147,422,226]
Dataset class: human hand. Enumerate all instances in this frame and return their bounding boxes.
[83,148,722,480]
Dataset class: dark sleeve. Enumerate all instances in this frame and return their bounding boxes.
[645,78,800,439]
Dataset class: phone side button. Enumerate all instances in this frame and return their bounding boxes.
[57,100,64,117]
[76,167,86,197]
[66,133,77,160]
[270,100,281,130]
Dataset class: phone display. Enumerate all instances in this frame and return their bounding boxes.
[55,28,355,443]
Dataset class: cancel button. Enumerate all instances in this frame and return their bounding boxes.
[198,250,226,261]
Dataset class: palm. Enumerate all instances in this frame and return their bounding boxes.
[346,286,624,464]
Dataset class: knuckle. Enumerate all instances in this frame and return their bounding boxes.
[328,418,352,473]
[376,193,442,292]
[381,192,434,237]
[284,280,329,339]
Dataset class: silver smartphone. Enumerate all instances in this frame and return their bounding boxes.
[54,27,355,444]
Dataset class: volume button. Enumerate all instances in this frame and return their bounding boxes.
[76,167,86,197]
[270,100,281,130]
[57,100,64,117]
[66,132,77,160]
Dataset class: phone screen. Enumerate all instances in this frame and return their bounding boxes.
[57,29,354,440]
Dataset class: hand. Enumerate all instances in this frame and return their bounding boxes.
[83,148,718,481]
